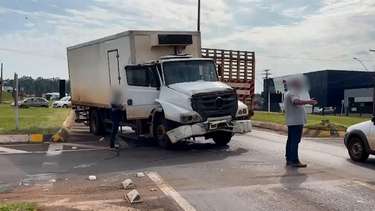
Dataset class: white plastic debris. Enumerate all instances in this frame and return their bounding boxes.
[136,172,145,178]
[126,189,142,204]
[99,137,105,142]
[121,179,136,190]
[72,146,78,150]
[49,179,56,183]
[88,175,97,181]
[150,188,157,192]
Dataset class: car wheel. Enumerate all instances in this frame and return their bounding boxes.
[348,137,369,162]
[212,131,233,146]
[154,116,173,149]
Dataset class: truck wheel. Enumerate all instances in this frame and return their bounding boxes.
[212,131,233,146]
[89,110,104,135]
[154,116,173,149]
[348,137,369,162]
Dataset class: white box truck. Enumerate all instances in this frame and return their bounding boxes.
[67,30,251,148]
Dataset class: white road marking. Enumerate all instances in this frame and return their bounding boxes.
[46,143,63,156]
[63,143,108,150]
[0,146,29,154]
[147,171,196,211]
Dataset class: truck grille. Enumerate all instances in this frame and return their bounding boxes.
[191,90,238,121]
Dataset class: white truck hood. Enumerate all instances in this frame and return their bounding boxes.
[168,81,233,96]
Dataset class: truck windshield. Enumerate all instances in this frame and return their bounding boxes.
[163,60,218,85]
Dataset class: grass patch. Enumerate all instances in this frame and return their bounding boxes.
[0,202,37,211]
[253,111,369,130]
[0,103,70,135]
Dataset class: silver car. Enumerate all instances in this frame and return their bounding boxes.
[16,97,49,108]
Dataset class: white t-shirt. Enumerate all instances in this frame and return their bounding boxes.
[284,91,307,126]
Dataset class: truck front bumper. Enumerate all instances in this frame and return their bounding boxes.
[166,119,252,144]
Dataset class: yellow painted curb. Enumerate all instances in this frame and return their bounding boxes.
[30,134,44,143]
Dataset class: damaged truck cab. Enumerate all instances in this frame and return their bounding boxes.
[142,57,251,147]
[68,30,252,148]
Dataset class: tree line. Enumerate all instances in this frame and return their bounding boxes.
[3,76,70,97]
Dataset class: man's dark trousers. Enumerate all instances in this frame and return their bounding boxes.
[110,109,121,148]
[286,125,304,163]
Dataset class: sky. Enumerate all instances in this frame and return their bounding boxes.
[0,0,374,93]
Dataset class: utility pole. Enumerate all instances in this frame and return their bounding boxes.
[370,50,375,116]
[14,73,19,130]
[262,69,271,112]
[197,0,201,32]
[0,63,3,104]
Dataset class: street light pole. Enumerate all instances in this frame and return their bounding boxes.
[197,0,201,32]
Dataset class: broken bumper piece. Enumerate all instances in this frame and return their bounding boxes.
[166,120,252,144]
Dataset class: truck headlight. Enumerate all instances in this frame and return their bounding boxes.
[180,112,202,124]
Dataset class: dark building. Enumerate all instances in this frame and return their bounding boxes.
[263,70,375,113]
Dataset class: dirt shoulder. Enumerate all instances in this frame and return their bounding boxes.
[0,172,182,211]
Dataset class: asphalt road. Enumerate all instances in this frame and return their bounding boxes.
[1,127,375,210]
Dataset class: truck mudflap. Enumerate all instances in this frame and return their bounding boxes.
[166,120,252,144]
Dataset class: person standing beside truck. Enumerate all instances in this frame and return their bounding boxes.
[284,79,317,168]
[110,89,123,149]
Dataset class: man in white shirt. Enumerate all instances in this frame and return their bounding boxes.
[284,79,317,168]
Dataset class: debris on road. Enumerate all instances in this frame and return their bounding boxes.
[99,137,105,142]
[122,179,136,190]
[71,146,78,150]
[136,172,145,178]
[49,179,56,183]
[126,189,142,204]
[88,175,96,181]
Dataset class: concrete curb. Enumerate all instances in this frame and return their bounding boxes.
[252,120,345,138]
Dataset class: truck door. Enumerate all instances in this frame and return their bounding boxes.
[107,49,121,87]
[125,65,161,119]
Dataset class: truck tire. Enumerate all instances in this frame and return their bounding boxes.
[89,110,104,135]
[212,131,233,146]
[154,115,173,149]
[348,137,369,162]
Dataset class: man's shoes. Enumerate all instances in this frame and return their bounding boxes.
[286,161,307,168]
[114,144,120,150]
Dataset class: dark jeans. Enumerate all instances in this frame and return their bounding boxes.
[286,125,304,162]
[110,109,121,148]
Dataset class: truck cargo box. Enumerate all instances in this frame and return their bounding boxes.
[67,30,201,108]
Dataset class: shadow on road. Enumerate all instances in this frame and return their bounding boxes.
[346,157,375,170]
[280,167,308,189]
